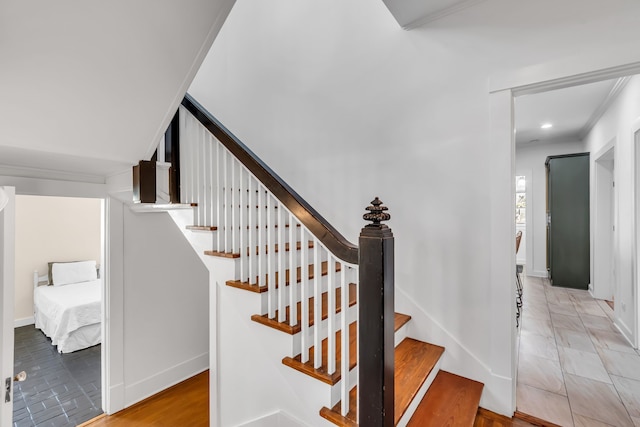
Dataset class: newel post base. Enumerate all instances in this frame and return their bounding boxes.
[358,197,394,427]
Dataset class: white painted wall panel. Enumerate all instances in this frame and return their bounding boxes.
[119,207,209,407]
[584,76,640,346]
[188,0,640,414]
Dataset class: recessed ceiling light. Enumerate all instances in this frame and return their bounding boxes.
[541,123,553,129]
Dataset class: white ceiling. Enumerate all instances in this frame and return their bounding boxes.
[382,0,486,28]
[514,78,627,145]
[0,0,235,182]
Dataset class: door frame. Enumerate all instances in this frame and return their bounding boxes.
[0,182,109,424]
[0,186,15,427]
[592,142,616,301]
[490,52,640,414]
[632,117,640,349]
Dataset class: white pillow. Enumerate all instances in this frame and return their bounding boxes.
[51,260,97,286]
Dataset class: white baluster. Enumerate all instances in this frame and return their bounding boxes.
[289,213,298,328]
[214,142,222,252]
[327,256,336,374]
[257,186,266,287]
[203,134,211,227]
[248,177,256,285]
[267,195,276,318]
[223,149,231,253]
[313,244,322,369]
[231,160,238,255]
[341,266,349,416]
[239,168,248,282]
[300,227,310,363]
[197,129,205,222]
[277,203,287,322]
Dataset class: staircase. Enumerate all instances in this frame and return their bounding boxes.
[173,94,485,426]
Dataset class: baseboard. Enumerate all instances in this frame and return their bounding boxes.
[107,382,125,414]
[615,319,636,348]
[236,411,308,427]
[124,352,208,408]
[14,316,34,328]
[528,270,548,278]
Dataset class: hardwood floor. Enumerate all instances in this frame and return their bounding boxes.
[79,371,208,427]
[474,408,547,426]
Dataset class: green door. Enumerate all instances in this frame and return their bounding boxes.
[546,153,590,289]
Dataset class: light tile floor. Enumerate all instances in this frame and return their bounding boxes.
[517,275,640,427]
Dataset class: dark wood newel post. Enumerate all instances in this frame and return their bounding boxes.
[359,197,394,427]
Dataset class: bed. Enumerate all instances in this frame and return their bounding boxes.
[33,260,102,353]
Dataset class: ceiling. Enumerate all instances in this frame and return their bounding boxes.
[0,0,235,183]
[382,0,486,28]
[514,78,628,145]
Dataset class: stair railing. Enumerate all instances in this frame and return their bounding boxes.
[179,94,394,425]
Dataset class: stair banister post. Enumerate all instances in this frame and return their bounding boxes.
[358,197,394,427]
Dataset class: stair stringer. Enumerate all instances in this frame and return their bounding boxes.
[395,286,511,416]
[167,209,339,427]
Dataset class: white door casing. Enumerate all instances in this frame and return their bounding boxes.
[0,186,15,427]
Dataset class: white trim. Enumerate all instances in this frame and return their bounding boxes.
[592,141,616,302]
[14,317,34,328]
[235,410,310,427]
[616,318,635,348]
[631,116,640,349]
[0,164,106,185]
[123,352,209,408]
[401,0,487,30]
[579,77,631,140]
[490,48,640,95]
[528,270,548,278]
[490,50,640,417]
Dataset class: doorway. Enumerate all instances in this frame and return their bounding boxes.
[8,194,106,426]
[593,144,616,303]
[493,53,640,418]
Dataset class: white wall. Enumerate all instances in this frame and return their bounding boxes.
[106,198,209,412]
[515,140,586,277]
[14,195,102,325]
[187,0,640,415]
[583,75,640,346]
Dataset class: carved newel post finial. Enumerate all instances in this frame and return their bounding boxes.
[363,197,390,226]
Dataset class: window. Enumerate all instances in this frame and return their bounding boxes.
[515,176,526,225]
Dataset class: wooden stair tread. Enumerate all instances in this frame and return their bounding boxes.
[283,322,357,385]
[394,312,411,331]
[407,370,484,427]
[284,314,415,387]
[251,283,357,334]
[186,225,218,231]
[319,338,444,426]
[226,261,341,293]
[205,240,315,259]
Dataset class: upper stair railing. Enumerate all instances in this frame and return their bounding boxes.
[178,94,394,425]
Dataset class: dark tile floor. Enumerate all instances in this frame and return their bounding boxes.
[13,326,103,427]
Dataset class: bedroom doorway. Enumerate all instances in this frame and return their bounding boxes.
[12,195,106,427]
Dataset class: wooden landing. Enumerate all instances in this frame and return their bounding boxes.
[251,283,357,334]
[319,338,444,426]
[226,261,341,293]
[407,370,483,427]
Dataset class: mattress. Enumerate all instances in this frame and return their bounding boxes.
[34,279,102,353]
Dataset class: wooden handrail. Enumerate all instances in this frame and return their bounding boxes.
[181,94,359,264]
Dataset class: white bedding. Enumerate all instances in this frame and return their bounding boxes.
[34,279,102,353]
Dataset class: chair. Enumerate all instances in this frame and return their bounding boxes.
[515,231,523,327]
